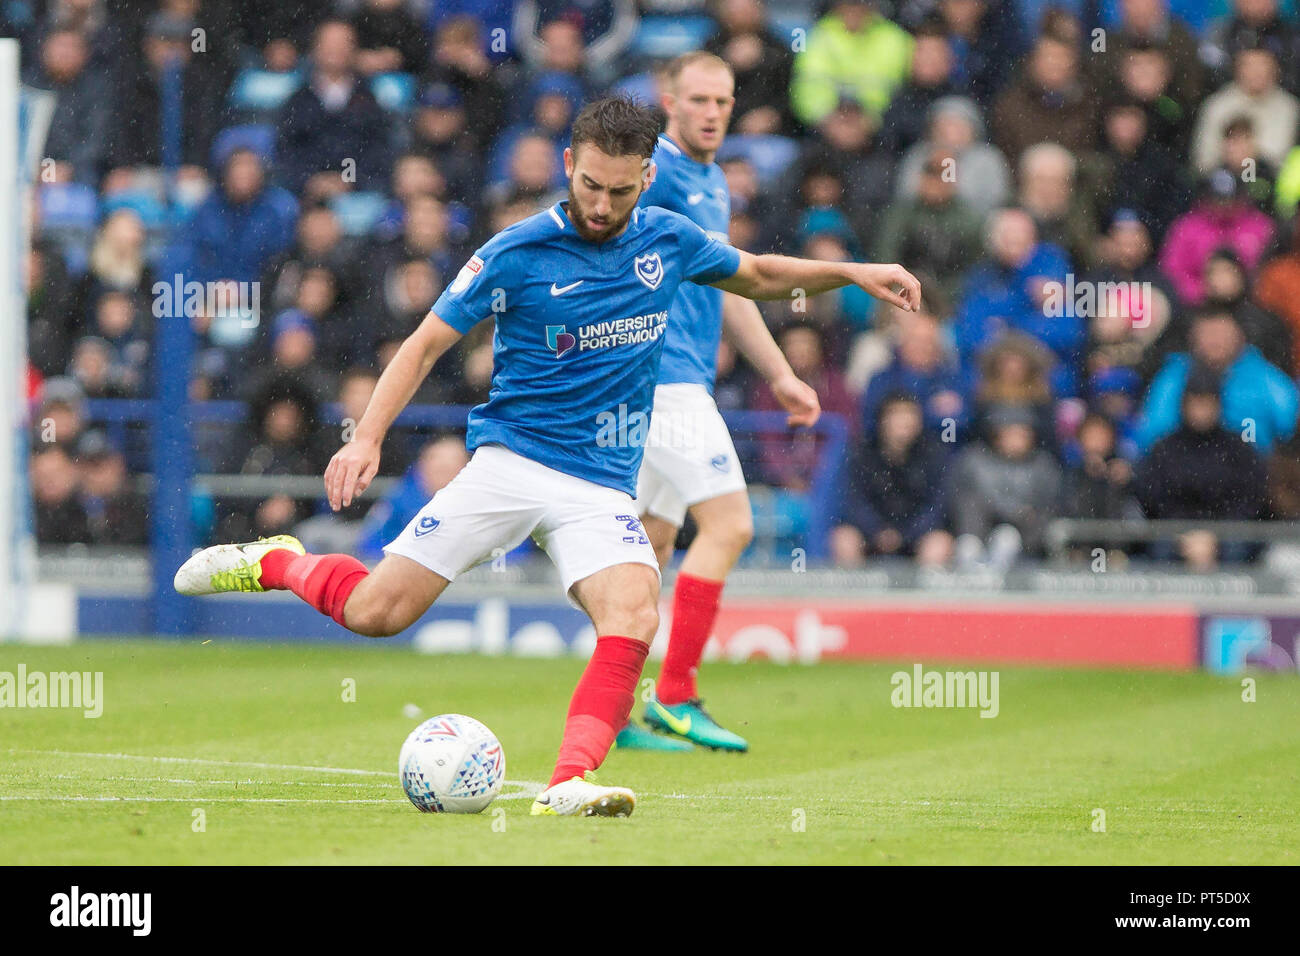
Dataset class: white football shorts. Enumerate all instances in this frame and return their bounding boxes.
[634,383,747,527]
[384,443,660,603]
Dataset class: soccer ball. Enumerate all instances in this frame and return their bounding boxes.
[399,714,505,813]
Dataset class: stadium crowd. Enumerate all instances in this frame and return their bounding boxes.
[17,0,1300,570]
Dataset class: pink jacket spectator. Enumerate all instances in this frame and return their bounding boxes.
[1158,202,1275,306]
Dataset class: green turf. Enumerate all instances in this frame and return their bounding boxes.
[1,638,1297,864]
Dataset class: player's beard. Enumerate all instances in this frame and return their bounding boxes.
[566,187,634,244]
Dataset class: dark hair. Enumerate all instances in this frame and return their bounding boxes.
[569,95,663,162]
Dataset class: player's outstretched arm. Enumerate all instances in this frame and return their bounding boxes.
[721,292,820,427]
[712,251,922,312]
[325,311,464,510]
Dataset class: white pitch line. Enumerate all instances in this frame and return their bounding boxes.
[0,795,401,805]
[41,773,388,789]
[6,748,391,777]
[6,748,545,799]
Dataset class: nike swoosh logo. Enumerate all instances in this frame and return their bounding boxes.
[653,702,691,736]
[550,280,584,296]
[687,192,705,205]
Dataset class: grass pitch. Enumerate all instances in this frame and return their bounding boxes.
[1,638,1297,865]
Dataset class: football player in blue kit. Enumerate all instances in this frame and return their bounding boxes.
[176,96,921,817]
[618,51,820,754]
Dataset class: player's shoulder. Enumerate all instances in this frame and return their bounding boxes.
[472,203,569,266]
[639,204,705,237]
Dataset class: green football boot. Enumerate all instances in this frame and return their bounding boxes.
[614,720,695,752]
[644,696,749,752]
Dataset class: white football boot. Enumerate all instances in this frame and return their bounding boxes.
[529,776,637,817]
[173,535,305,595]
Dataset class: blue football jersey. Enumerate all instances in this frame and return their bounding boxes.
[638,134,732,389]
[431,201,741,494]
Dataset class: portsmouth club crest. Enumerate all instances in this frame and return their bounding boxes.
[634,252,663,290]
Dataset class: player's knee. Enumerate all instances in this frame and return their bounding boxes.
[627,601,660,645]
[595,596,659,644]
[701,512,753,557]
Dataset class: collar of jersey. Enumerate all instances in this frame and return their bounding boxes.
[553,201,644,247]
[660,133,711,170]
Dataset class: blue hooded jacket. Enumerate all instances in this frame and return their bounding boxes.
[1137,346,1300,454]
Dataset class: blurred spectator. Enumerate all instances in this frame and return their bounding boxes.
[513,1,638,86]
[936,0,1026,109]
[860,307,969,441]
[27,239,77,377]
[972,332,1058,450]
[76,431,147,546]
[242,309,337,407]
[31,444,89,545]
[953,208,1079,394]
[351,0,430,76]
[1159,168,1276,306]
[28,28,108,185]
[1219,116,1279,214]
[1016,142,1099,271]
[426,16,508,147]
[878,18,958,155]
[1201,247,1293,373]
[713,337,756,414]
[752,323,857,491]
[487,71,583,189]
[791,0,915,125]
[949,403,1063,564]
[895,96,1011,217]
[1101,0,1204,106]
[876,149,983,306]
[217,376,325,542]
[186,148,297,286]
[107,10,227,171]
[355,436,471,560]
[992,28,1097,161]
[705,0,797,136]
[1092,97,1190,240]
[33,376,86,452]
[1112,38,1193,157]
[1134,365,1269,568]
[1063,412,1138,520]
[1255,213,1300,372]
[1201,0,1300,94]
[410,82,483,200]
[1138,308,1299,454]
[1192,45,1299,174]
[276,20,395,196]
[781,98,896,242]
[831,392,954,566]
[73,210,154,325]
[790,228,875,348]
[262,205,363,320]
[486,132,565,206]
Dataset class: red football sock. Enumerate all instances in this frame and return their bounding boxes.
[549,636,649,787]
[259,549,369,627]
[656,573,724,705]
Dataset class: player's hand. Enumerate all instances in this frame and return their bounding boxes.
[852,263,922,312]
[325,437,381,511]
[771,373,821,427]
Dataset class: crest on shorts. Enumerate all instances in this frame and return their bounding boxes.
[414,515,441,537]
[634,252,663,291]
